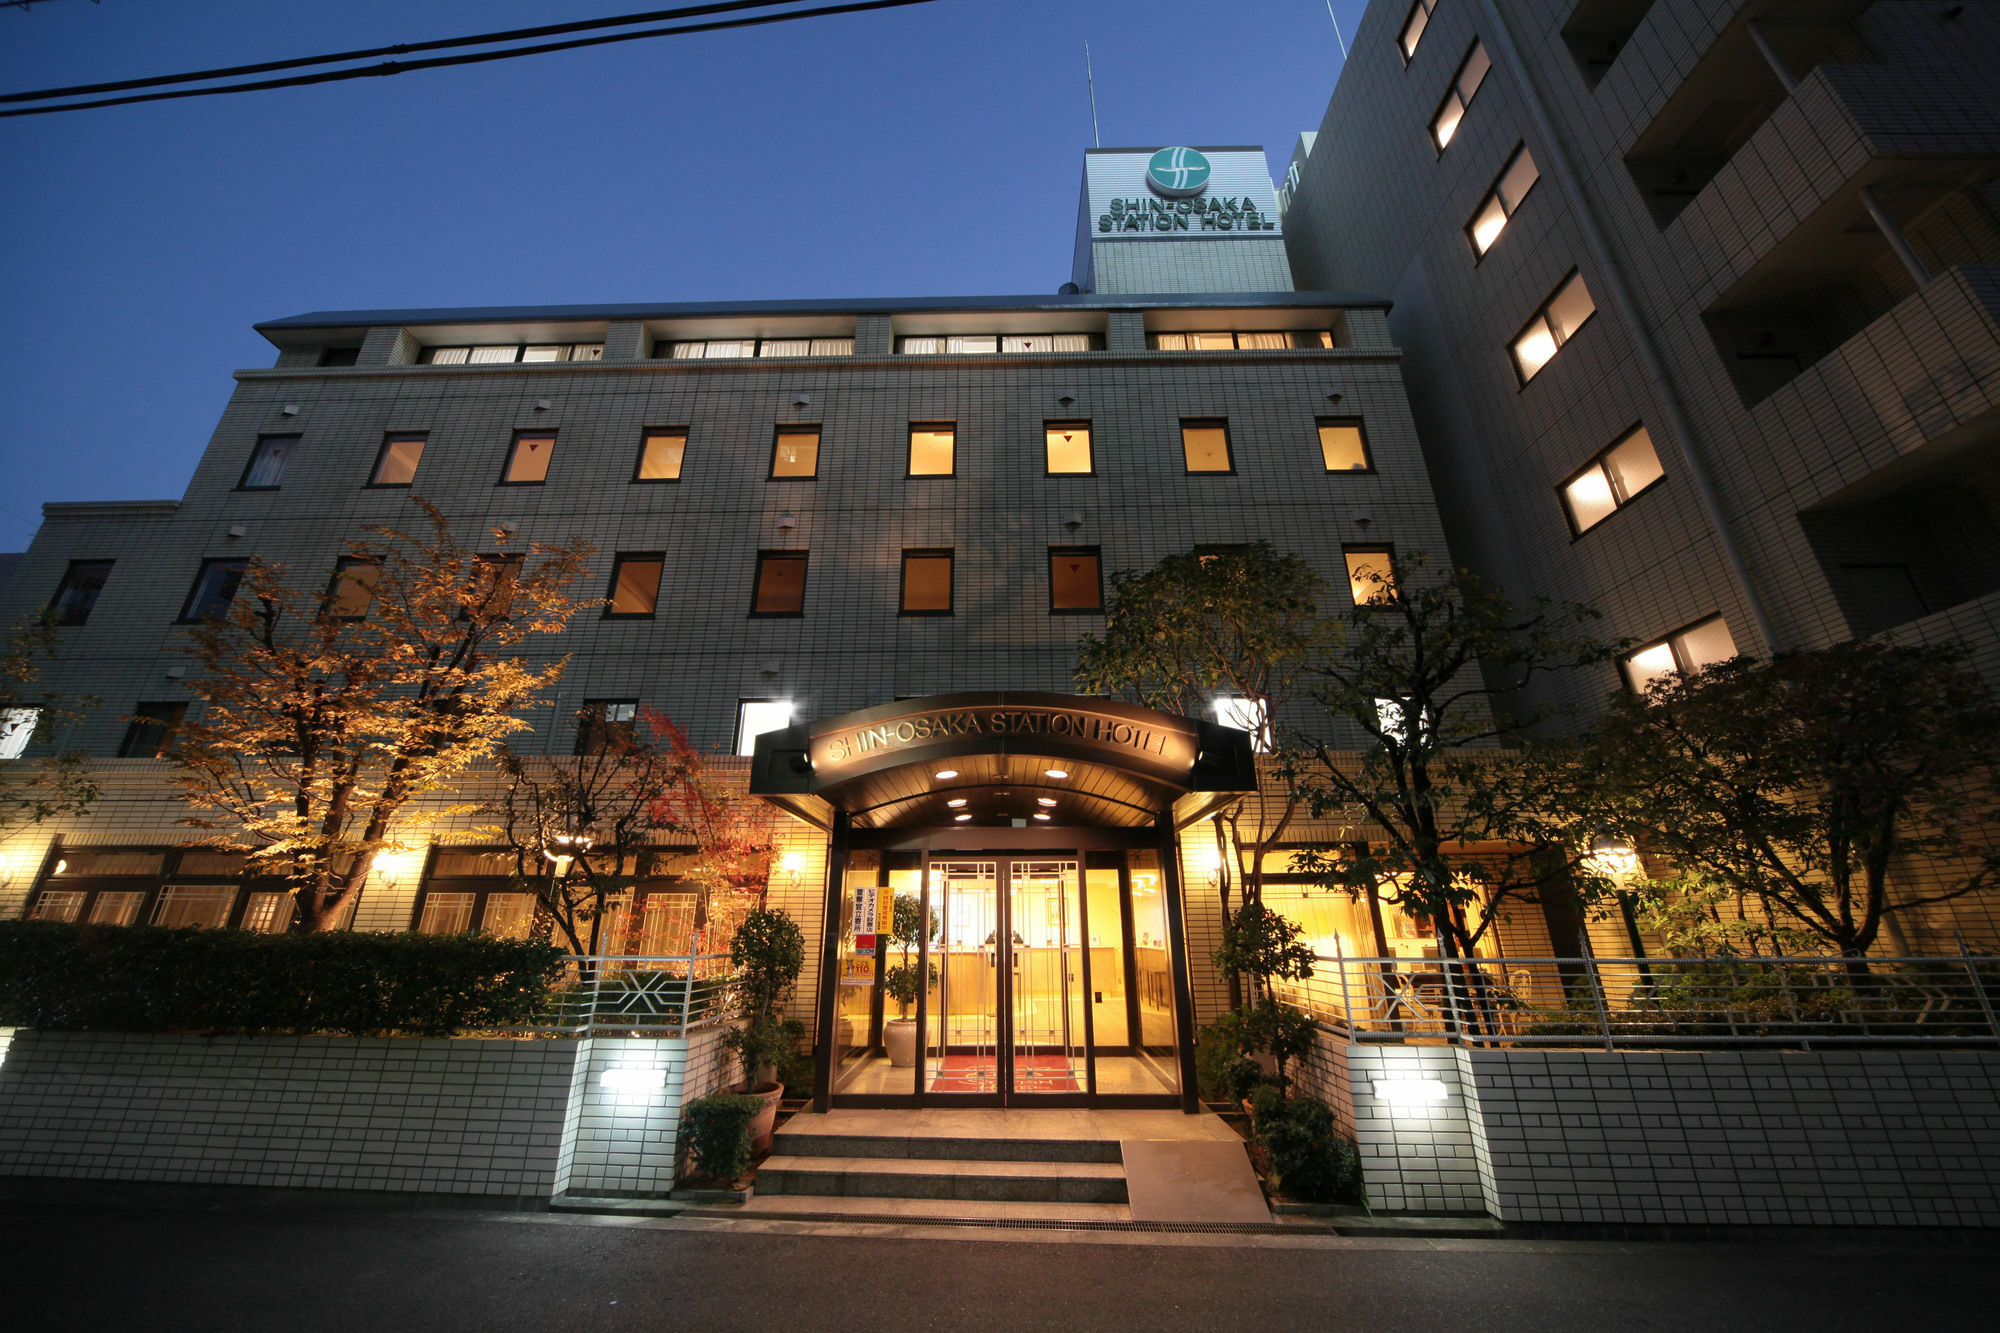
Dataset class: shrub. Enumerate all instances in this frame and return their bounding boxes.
[0,920,568,1037]
[1248,1086,1364,1205]
[680,1092,763,1183]
[1194,1013,1262,1104]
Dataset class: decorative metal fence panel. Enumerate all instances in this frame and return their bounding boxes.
[510,954,738,1037]
[1273,953,2000,1049]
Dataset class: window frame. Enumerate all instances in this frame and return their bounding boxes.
[1558,423,1665,538]
[1341,545,1400,607]
[499,430,558,487]
[411,850,542,940]
[419,343,604,365]
[237,434,299,491]
[749,550,809,617]
[632,428,688,484]
[1621,615,1736,693]
[1398,0,1436,64]
[366,433,427,489]
[25,845,301,933]
[906,422,957,479]
[899,548,955,616]
[1048,545,1105,615]
[1314,418,1375,474]
[1430,38,1492,155]
[604,552,665,620]
[574,699,640,755]
[1179,418,1237,475]
[657,337,856,360]
[1509,269,1596,385]
[118,701,188,759]
[1465,142,1541,260]
[323,556,383,622]
[49,559,115,627]
[768,425,822,481]
[1043,420,1095,476]
[177,558,250,624]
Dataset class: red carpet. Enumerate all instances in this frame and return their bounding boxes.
[927,1054,1081,1093]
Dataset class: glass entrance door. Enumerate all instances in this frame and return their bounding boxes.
[923,857,1087,1102]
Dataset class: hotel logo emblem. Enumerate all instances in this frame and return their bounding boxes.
[1146,146,1211,197]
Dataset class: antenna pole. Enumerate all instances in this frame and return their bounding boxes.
[1326,1,1349,59]
[1085,41,1101,148]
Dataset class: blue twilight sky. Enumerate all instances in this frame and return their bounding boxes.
[0,0,1363,553]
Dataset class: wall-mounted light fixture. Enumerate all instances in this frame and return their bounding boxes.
[533,398,552,412]
[792,393,811,407]
[281,404,300,416]
[1372,1076,1448,1106]
[781,851,804,889]
[777,512,797,531]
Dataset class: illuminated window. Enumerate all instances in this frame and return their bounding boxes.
[1399,0,1435,62]
[908,424,955,477]
[240,893,295,933]
[1316,419,1373,472]
[1510,271,1595,383]
[239,435,298,490]
[1622,616,1738,693]
[0,707,38,760]
[1181,419,1234,473]
[1212,694,1268,752]
[324,558,381,620]
[179,558,248,623]
[665,337,854,358]
[1045,421,1094,474]
[1560,425,1665,535]
[635,429,687,482]
[1049,547,1103,613]
[751,551,808,616]
[896,334,1096,354]
[770,426,820,479]
[1375,698,1432,746]
[1149,331,1335,350]
[606,553,664,618]
[900,549,954,614]
[502,432,556,485]
[152,886,236,929]
[369,433,426,487]
[1430,39,1492,152]
[575,699,639,754]
[460,554,521,621]
[736,699,794,756]
[49,559,114,626]
[421,343,602,364]
[118,702,188,758]
[1467,143,1540,256]
[1343,547,1398,605]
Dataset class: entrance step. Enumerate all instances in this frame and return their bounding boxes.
[771,1130,1121,1164]
[724,1194,1134,1224]
[756,1153,1127,1204]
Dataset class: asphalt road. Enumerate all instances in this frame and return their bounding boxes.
[5,1186,1994,1332]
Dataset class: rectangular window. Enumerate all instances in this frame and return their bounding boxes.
[421,343,601,365]
[1467,144,1540,256]
[152,885,236,929]
[179,559,248,623]
[241,892,295,933]
[751,551,808,615]
[1343,547,1398,605]
[1211,694,1268,752]
[736,699,794,756]
[1180,419,1234,474]
[318,347,360,368]
[896,334,1096,354]
[575,699,639,754]
[770,426,820,479]
[239,435,298,490]
[118,702,188,758]
[1560,425,1665,535]
[1399,0,1435,62]
[908,424,956,477]
[606,553,664,618]
[1316,419,1373,472]
[502,432,556,485]
[665,337,854,358]
[1431,39,1492,152]
[91,891,146,926]
[900,549,954,614]
[0,707,38,760]
[49,559,114,626]
[1149,331,1335,351]
[635,429,687,482]
[1049,547,1103,613]
[417,891,476,934]
[369,434,426,487]
[1510,271,1595,383]
[1045,421,1094,474]
[29,890,84,922]
[324,557,382,620]
[460,554,522,621]
[1622,616,1737,693]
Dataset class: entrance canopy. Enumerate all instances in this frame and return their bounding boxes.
[750,692,1255,830]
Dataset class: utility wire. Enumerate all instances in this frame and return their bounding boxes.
[1,0,940,118]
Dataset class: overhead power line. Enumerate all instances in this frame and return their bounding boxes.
[0,0,940,118]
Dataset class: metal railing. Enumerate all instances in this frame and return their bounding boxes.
[1272,952,2000,1050]
[508,953,739,1037]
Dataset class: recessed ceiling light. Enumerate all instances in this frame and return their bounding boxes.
[946,798,968,808]
[935,769,959,780]
[1036,797,1057,806]
[1045,768,1069,779]
[954,813,973,822]
[1033,812,1051,821]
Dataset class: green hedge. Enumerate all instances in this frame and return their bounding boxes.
[0,921,569,1037]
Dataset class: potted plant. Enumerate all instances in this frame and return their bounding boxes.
[880,893,936,1067]
[720,904,805,1154]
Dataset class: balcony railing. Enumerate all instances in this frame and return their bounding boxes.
[1273,953,2000,1050]
[508,953,738,1037]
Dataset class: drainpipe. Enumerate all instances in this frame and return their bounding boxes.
[1859,186,1933,287]
[1744,20,1799,94]
[1478,1,1782,654]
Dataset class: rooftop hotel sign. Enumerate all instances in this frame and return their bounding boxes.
[1084,146,1282,237]
[814,702,1193,771]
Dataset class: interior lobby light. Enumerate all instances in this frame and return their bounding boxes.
[954,813,973,822]
[934,769,959,780]
[1045,768,1069,779]
[1036,797,1057,806]
[1033,812,1051,821]
[946,798,968,808]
